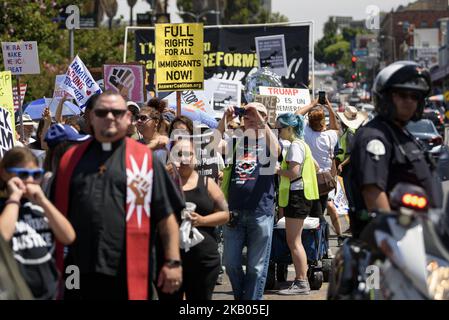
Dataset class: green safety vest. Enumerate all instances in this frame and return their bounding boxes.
[278,140,319,207]
[336,128,356,163]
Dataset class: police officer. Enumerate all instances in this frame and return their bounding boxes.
[349,61,443,238]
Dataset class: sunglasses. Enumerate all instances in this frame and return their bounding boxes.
[94,109,127,118]
[394,91,421,101]
[136,114,155,122]
[7,168,44,180]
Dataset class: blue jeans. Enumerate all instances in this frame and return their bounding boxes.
[223,209,274,300]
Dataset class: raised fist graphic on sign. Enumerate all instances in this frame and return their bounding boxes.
[108,67,135,99]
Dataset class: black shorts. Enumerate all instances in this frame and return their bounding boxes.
[284,190,312,219]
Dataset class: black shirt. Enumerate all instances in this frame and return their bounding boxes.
[182,176,220,268]
[65,139,185,276]
[0,199,58,299]
[350,116,443,215]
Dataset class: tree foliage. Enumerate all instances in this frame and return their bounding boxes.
[176,0,288,24]
[0,0,130,101]
[314,16,372,81]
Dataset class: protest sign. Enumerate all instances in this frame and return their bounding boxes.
[103,63,146,103]
[1,41,40,75]
[259,86,311,115]
[333,177,349,216]
[0,108,15,157]
[255,34,288,77]
[155,23,204,91]
[165,90,215,116]
[54,75,71,99]
[205,79,241,117]
[0,71,16,139]
[59,55,102,108]
[12,84,27,111]
[254,94,277,127]
[135,25,309,93]
[195,130,221,181]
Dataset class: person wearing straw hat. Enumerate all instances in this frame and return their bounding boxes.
[335,106,368,240]
[335,106,368,175]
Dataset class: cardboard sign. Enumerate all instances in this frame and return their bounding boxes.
[255,35,288,77]
[59,55,102,108]
[205,79,241,117]
[12,84,27,110]
[155,23,204,91]
[0,71,16,140]
[1,41,40,75]
[259,86,311,115]
[254,94,277,127]
[104,64,146,103]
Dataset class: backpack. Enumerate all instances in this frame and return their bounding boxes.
[0,235,34,300]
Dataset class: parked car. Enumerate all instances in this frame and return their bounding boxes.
[406,119,443,159]
[357,103,375,113]
[422,103,445,136]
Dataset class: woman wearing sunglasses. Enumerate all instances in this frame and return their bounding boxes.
[0,147,75,299]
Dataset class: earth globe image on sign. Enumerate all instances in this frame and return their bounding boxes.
[244,67,283,103]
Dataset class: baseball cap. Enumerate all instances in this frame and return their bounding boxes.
[127,101,140,115]
[44,123,90,148]
[247,102,267,116]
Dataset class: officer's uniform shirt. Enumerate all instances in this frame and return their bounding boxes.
[350,116,442,216]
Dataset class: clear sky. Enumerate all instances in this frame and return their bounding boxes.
[118,0,415,39]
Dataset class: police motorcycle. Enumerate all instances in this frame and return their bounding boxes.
[327,182,449,300]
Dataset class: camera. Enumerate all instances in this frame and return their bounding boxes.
[234,107,246,117]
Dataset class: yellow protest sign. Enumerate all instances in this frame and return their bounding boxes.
[155,23,204,92]
[0,71,16,154]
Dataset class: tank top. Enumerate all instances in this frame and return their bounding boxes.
[182,175,220,267]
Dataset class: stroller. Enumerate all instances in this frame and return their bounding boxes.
[265,216,332,291]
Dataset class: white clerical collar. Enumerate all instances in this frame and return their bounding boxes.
[102,142,112,151]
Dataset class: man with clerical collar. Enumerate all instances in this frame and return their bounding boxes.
[53,90,185,300]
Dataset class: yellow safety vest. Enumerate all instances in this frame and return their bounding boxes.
[279,139,319,207]
[336,128,356,163]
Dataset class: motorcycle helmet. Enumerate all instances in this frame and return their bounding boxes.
[372,61,431,122]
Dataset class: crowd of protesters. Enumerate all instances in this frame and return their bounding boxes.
[0,86,368,300]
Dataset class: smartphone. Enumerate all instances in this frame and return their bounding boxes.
[318,91,326,105]
[234,107,246,117]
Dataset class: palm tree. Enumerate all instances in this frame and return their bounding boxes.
[101,0,118,29]
[127,0,138,26]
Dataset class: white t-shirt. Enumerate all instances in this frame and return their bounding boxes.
[284,140,305,190]
[304,124,338,172]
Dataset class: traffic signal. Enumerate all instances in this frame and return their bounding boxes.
[351,74,357,81]
[351,56,357,69]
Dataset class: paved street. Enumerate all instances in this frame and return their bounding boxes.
[213,215,347,300]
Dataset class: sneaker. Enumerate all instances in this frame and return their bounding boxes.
[216,273,224,285]
[278,279,310,295]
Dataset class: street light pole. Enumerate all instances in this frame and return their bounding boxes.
[179,10,220,24]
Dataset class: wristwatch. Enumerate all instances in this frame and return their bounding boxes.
[165,259,182,268]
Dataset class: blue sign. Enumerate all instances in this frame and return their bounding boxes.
[353,49,368,57]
